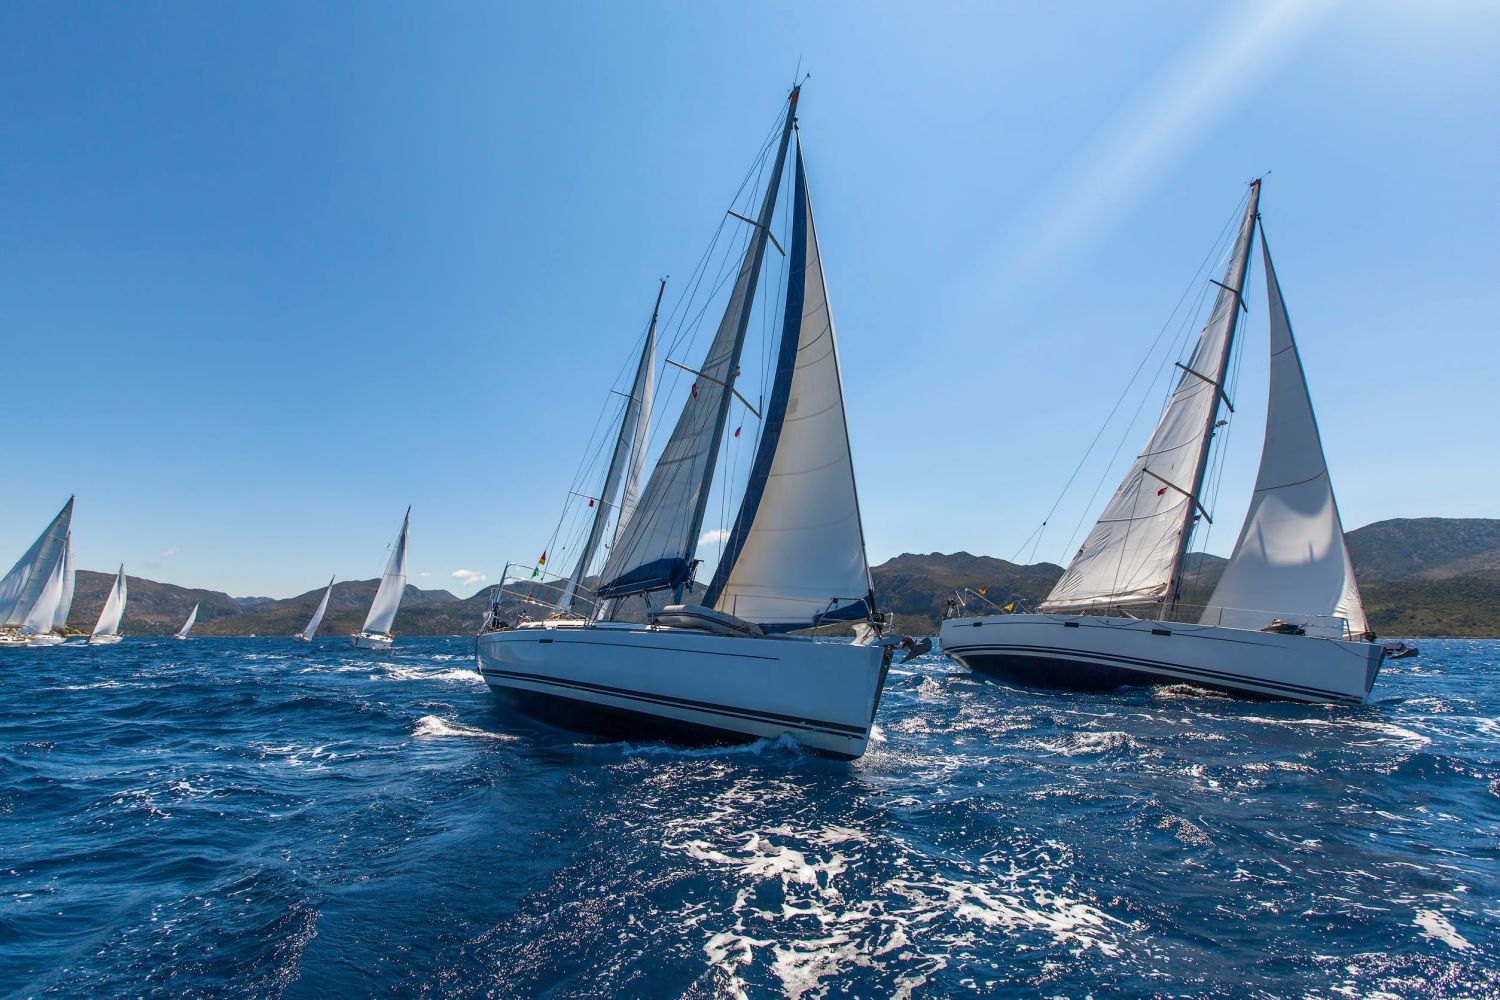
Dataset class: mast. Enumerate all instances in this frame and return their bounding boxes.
[1164,179,1260,617]
[674,86,800,602]
[557,279,666,614]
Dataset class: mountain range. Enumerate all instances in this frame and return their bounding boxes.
[56,518,1499,639]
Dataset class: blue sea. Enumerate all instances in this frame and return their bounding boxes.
[1,637,1496,997]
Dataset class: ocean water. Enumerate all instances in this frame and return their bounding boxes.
[1,637,1496,998]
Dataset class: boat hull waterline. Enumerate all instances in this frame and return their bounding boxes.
[477,624,889,758]
[88,634,123,646]
[351,632,393,651]
[939,613,1383,705]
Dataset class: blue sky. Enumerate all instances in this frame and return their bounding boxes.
[2,1,1497,599]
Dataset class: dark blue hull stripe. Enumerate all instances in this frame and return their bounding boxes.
[943,642,1367,704]
[478,665,869,739]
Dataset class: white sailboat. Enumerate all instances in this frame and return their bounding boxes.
[89,564,128,645]
[21,548,68,646]
[173,603,199,640]
[294,577,334,642]
[352,509,409,650]
[479,87,913,759]
[941,181,1384,704]
[0,497,74,647]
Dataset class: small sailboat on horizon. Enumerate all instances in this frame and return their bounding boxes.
[352,509,409,650]
[478,86,916,759]
[294,577,334,642]
[940,181,1384,704]
[173,603,199,640]
[89,565,128,645]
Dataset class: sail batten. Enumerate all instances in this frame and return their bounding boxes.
[598,91,800,600]
[1204,222,1367,637]
[1041,187,1260,614]
[705,140,874,631]
[362,510,409,635]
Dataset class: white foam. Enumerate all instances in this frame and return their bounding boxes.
[1413,908,1471,950]
[412,715,515,741]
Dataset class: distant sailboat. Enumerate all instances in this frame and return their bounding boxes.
[294,577,334,642]
[0,497,74,647]
[352,509,409,650]
[174,603,199,640]
[89,565,128,645]
[478,87,914,758]
[941,181,1385,704]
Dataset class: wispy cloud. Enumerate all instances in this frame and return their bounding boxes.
[418,571,432,578]
[451,569,487,588]
[990,0,1339,293]
[160,546,180,559]
[698,528,731,548]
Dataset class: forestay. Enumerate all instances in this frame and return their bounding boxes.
[1205,225,1367,637]
[1041,190,1259,613]
[0,497,74,627]
[705,141,873,631]
[363,509,409,634]
[597,92,799,600]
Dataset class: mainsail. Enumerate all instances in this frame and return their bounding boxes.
[0,497,74,627]
[52,533,76,631]
[302,578,334,638]
[1204,222,1368,637]
[705,140,873,631]
[598,89,800,601]
[1041,184,1260,614]
[558,281,663,613]
[176,603,199,639]
[362,509,410,635]
[92,565,127,638]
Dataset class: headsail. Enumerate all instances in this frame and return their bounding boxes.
[52,533,76,631]
[705,140,874,631]
[1041,184,1260,614]
[362,508,410,635]
[0,497,74,627]
[1204,221,1367,637]
[302,577,334,638]
[176,603,199,639]
[92,565,128,638]
[598,89,801,601]
[21,550,67,634]
[558,281,663,613]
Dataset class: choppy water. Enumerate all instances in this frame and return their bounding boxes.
[1,637,1496,997]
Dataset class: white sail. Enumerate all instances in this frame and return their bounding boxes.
[52,534,76,631]
[598,93,799,600]
[1,497,74,627]
[21,552,66,634]
[302,578,334,638]
[176,603,199,639]
[362,509,409,635]
[1204,226,1367,637]
[1042,189,1259,614]
[707,141,872,630]
[614,297,657,549]
[93,566,128,637]
[559,284,662,613]
[92,566,128,637]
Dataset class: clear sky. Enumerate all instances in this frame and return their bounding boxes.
[2,1,1497,599]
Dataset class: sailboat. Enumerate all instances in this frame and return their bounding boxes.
[478,87,912,759]
[173,603,199,640]
[352,508,409,650]
[89,565,128,645]
[294,577,334,642]
[1,498,74,648]
[24,532,74,646]
[940,181,1385,704]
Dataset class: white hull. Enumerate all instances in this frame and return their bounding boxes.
[292,634,312,643]
[88,634,124,645]
[27,633,65,647]
[0,633,33,648]
[940,613,1383,705]
[476,622,890,758]
[351,632,393,650]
